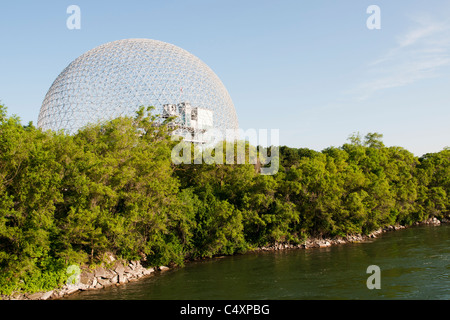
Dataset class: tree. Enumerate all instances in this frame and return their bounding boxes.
[364,133,385,149]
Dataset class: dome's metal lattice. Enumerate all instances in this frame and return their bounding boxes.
[37,39,239,138]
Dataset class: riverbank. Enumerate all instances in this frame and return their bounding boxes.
[1,259,171,300]
[1,217,445,300]
[64,222,450,300]
[257,216,444,251]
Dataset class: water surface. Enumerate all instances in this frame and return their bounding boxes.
[66,224,449,300]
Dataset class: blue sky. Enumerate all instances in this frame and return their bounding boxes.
[1,0,449,156]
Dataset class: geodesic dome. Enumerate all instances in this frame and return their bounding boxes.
[37,38,239,136]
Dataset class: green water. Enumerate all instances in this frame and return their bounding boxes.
[66,224,449,300]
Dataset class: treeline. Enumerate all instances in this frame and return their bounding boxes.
[0,104,449,294]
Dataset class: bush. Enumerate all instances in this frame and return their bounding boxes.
[1,104,448,295]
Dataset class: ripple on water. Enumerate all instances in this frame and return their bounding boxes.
[65,225,450,300]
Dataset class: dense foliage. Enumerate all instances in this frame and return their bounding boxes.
[0,104,448,294]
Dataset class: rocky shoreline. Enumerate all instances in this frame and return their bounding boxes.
[1,216,444,300]
[2,260,170,301]
[257,226,388,251]
[257,216,443,251]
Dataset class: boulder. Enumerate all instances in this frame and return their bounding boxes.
[50,291,64,299]
[129,260,140,270]
[27,292,44,300]
[80,270,95,286]
[95,267,116,279]
[90,277,98,288]
[40,291,54,300]
[142,267,154,276]
[118,273,128,284]
[94,267,108,278]
[114,263,125,276]
[97,278,112,287]
[319,241,331,248]
[95,282,103,289]
[421,217,440,225]
[110,275,119,284]
[123,266,133,273]
[431,217,441,225]
[65,284,80,295]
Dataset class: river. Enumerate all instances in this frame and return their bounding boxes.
[65,224,449,300]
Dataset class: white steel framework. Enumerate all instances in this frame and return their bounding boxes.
[37,39,239,137]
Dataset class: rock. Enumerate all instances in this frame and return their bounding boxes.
[95,282,103,289]
[114,263,125,276]
[159,266,169,272]
[95,267,116,279]
[129,260,140,270]
[319,241,331,248]
[80,271,95,286]
[118,273,128,284]
[94,267,109,278]
[369,228,383,238]
[41,291,54,300]
[142,267,154,276]
[303,241,313,249]
[50,291,63,299]
[133,266,144,275]
[110,275,119,284]
[5,293,27,300]
[78,283,89,291]
[28,292,44,300]
[346,235,362,242]
[123,266,133,273]
[431,217,441,225]
[97,278,112,287]
[124,265,133,272]
[422,217,441,225]
[65,284,80,295]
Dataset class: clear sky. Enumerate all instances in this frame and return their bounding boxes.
[1,0,449,156]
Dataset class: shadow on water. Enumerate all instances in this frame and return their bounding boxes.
[64,224,450,300]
